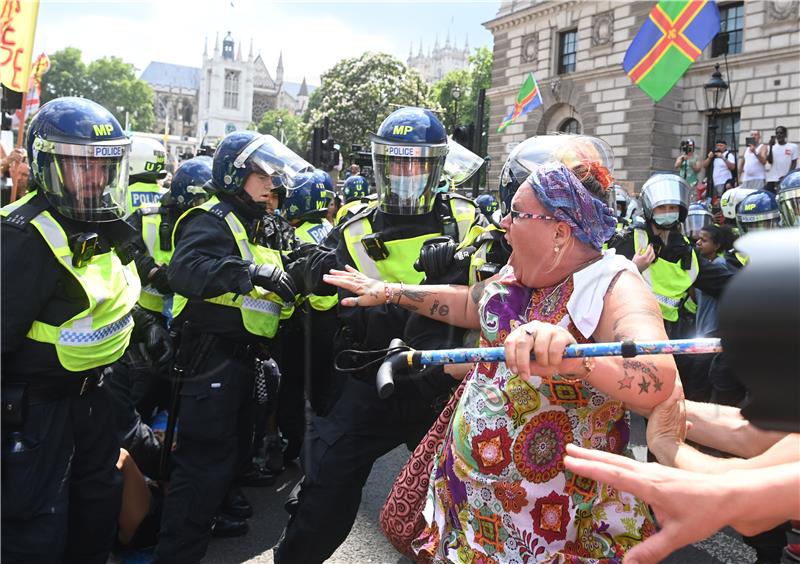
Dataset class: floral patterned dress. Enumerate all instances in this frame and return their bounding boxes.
[413,259,655,564]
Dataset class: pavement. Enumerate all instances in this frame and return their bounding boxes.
[199,414,758,564]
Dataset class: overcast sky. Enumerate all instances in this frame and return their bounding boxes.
[33,0,500,85]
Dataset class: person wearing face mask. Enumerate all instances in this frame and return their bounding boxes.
[607,173,734,401]
[273,107,488,564]
[155,132,311,563]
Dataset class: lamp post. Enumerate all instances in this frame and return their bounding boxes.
[276,116,285,145]
[451,84,461,133]
[703,63,728,149]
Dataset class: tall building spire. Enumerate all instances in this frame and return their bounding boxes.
[276,51,284,84]
[214,31,219,56]
[203,36,208,58]
[408,41,413,61]
[418,38,423,56]
[464,34,470,53]
[434,33,439,51]
[236,41,242,61]
[249,38,254,61]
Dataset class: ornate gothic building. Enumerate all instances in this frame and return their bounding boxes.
[140,32,312,143]
[407,32,471,83]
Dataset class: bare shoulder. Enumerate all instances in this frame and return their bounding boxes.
[598,269,664,341]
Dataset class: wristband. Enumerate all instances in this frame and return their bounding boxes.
[384,283,394,305]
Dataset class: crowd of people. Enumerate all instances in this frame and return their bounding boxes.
[1,95,798,564]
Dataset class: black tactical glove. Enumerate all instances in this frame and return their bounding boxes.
[248,263,297,303]
[414,236,476,282]
[148,265,172,294]
[145,321,174,368]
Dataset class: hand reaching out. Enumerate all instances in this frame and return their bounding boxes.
[323,264,385,307]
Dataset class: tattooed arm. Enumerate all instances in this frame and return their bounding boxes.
[322,265,490,329]
[586,270,678,410]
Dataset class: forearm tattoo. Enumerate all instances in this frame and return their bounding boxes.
[618,358,663,394]
[400,287,432,303]
[429,299,450,317]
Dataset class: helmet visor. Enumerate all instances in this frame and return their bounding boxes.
[372,141,446,215]
[738,211,782,233]
[442,137,483,186]
[35,138,130,222]
[642,177,688,217]
[235,134,313,194]
[684,211,712,238]
[779,187,800,227]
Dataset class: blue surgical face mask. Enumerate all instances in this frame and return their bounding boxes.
[653,211,680,227]
[390,174,427,200]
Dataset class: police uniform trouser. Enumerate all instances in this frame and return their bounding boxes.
[1,384,123,564]
[155,341,254,564]
[274,376,438,564]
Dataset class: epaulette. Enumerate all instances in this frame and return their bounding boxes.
[338,204,377,231]
[1,195,50,231]
[208,200,234,221]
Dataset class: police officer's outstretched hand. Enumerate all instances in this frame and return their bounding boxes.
[249,263,297,303]
[414,236,476,283]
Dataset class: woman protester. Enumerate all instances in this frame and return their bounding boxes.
[324,157,678,562]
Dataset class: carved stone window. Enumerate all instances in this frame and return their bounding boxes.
[591,11,614,47]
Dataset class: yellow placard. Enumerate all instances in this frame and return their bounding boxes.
[0,0,41,93]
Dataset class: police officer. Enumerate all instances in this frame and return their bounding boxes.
[155,132,310,562]
[736,190,782,234]
[273,107,487,563]
[334,173,374,225]
[129,155,212,322]
[1,97,140,563]
[475,193,499,222]
[684,202,714,242]
[126,135,168,215]
[777,169,800,227]
[609,184,633,231]
[607,173,733,400]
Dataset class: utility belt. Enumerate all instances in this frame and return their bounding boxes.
[2,371,104,426]
[208,335,269,365]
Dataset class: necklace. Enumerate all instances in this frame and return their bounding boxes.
[527,254,604,319]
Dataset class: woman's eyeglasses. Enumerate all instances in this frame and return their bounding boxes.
[510,208,558,222]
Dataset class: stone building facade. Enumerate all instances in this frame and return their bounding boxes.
[407,33,471,83]
[141,32,313,146]
[483,0,800,191]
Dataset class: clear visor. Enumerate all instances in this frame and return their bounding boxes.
[236,134,313,194]
[372,142,446,215]
[684,211,712,238]
[779,188,800,227]
[34,137,130,222]
[737,212,782,233]
[442,137,484,186]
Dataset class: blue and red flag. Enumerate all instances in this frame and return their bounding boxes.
[623,0,721,102]
[497,72,543,132]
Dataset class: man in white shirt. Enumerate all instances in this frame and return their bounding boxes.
[739,130,768,190]
[702,139,736,196]
[766,125,799,193]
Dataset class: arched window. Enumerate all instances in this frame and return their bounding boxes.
[558,118,581,134]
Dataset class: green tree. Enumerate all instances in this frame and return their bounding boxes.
[41,47,86,103]
[256,108,306,155]
[306,52,439,160]
[39,48,155,131]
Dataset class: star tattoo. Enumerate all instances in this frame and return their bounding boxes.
[618,375,634,390]
[638,377,650,394]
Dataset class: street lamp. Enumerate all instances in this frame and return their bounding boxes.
[704,63,728,147]
[276,116,285,144]
[451,84,461,133]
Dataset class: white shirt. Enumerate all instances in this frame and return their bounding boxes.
[766,142,799,181]
[712,150,735,186]
[742,144,767,181]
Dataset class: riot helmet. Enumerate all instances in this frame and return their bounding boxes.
[720,187,757,221]
[736,190,781,233]
[498,134,614,214]
[778,170,800,227]
[370,107,448,215]
[26,97,131,222]
[475,194,499,217]
[166,156,212,213]
[609,185,631,219]
[210,131,313,196]
[283,170,335,221]
[342,174,370,203]
[640,173,689,228]
[129,136,167,179]
[684,202,713,239]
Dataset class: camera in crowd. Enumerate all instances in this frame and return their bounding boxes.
[680,139,694,154]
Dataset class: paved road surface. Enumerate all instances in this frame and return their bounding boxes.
[201,415,756,564]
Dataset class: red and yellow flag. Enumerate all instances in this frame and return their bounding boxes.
[0,0,41,93]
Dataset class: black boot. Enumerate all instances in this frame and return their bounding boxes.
[211,513,249,538]
[236,461,277,487]
[221,486,253,519]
